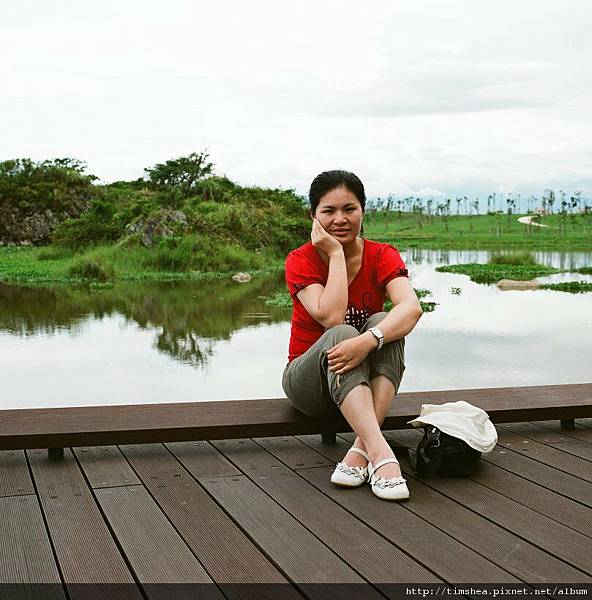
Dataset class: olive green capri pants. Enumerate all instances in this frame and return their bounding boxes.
[282,312,405,419]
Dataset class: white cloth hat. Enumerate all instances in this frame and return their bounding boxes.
[407,400,498,454]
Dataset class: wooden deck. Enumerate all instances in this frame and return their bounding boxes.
[1,419,592,598]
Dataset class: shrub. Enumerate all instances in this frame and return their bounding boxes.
[0,157,97,212]
[68,258,114,282]
[489,252,538,266]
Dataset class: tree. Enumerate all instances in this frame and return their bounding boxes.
[0,157,96,211]
[144,151,214,196]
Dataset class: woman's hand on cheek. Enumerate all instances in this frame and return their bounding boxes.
[326,335,374,374]
[311,218,343,257]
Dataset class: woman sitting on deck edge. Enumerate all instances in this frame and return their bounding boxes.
[282,170,423,501]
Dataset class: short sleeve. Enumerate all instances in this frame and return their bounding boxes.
[375,244,408,287]
[285,249,326,298]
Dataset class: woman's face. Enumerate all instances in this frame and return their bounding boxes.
[313,186,364,245]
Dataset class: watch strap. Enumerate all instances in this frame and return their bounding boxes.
[369,326,384,350]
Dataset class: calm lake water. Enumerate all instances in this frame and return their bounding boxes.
[1,249,591,409]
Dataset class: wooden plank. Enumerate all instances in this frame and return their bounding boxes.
[463,459,592,538]
[72,446,140,488]
[400,462,592,578]
[213,437,440,587]
[2,383,591,450]
[497,423,592,460]
[297,463,520,584]
[0,449,34,497]
[26,448,142,594]
[548,440,592,462]
[380,428,592,536]
[0,495,64,591]
[198,471,381,599]
[252,436,333,469]
[165,440,241,479]
[94,485,219,587]
[120,442,302,594]
[538,420,592,443]
[498,422,577,443]
[298,434,586,584]
[483,444,592,508]
[496,429,592,483]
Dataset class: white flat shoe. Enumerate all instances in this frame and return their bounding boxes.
[330,447,369,487]
[368,457,410,501]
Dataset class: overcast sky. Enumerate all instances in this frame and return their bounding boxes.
[2,0,591,200]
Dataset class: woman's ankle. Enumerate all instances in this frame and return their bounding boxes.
[352,437,366,452]
[365,438,394,463]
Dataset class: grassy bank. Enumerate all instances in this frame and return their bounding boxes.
[364,211,592,250]
[0,245,284,286]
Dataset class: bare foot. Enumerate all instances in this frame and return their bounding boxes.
[368,441,402,479]
[341,438,368,468]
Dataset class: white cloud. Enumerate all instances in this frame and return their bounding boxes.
[1,0,591,198]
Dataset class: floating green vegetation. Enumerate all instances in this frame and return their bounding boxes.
[436,263,558,284]
[451,287,462,295]
[540,281,592,294]
[264,291,293,309]
[574,267,592,275]
[266,287,437,313]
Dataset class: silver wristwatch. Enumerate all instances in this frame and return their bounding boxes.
[368,326,384,350]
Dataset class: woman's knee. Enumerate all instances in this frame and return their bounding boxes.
[362,311,388,330]
[323,323,359,346]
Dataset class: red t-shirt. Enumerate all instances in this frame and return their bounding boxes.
[284,239,408,362]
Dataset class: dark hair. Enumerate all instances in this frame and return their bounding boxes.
[308,170,366,215]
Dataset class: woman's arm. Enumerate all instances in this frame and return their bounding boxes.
[365,276,423,345]
[296,219,348,328]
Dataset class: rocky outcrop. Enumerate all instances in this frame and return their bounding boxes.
[125,210,188,247]
[232,272,252,283]
[0,200,90,246]
[496,279,541,290]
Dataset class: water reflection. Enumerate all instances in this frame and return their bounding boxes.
[0,249,590,408]
[0,273,288,368]
[406,248,592,269]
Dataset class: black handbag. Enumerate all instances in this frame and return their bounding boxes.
[412,425,482,477]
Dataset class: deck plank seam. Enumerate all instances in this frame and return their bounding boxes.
[22,448,68,591]
[198,439,376,591]
[576,419,592,431]
[248,435,465,586]
[373,433,592,575]
[292,434,529,586]
[507,420,592,445]
[67,444,156,591]
[492,438,592,485]
[210,437,399,595]
[156,441,306,594]
[310,432,588,585]
[463,461,592,540]
[380,429,592,537]
[108,443,244,595]
[546,442,592,463]
[497,422,592,449]
[495,422,592,463]
[479,454,592,509]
